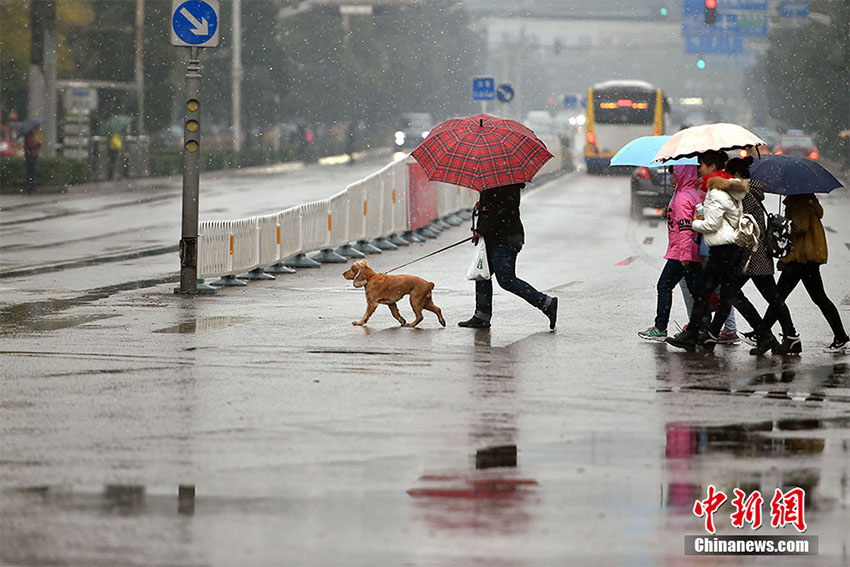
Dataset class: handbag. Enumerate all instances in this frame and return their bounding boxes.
[466,237,491,280]
[732,201,760,253]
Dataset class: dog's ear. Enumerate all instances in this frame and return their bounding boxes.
[352,263,368,288]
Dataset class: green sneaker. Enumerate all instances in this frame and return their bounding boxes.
[638,326,667,342]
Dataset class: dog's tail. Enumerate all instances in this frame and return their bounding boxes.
[427,281,435,296]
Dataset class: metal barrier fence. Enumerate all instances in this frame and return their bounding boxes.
[197,156,479,283]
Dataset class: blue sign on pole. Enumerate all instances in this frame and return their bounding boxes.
[496,84,515,104]
[779,0,809,18]
[171,0,220,47]
[472,77,495,101]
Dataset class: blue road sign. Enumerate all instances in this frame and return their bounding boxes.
[779,0,809,18]
[472,77,495,101]
[496,84,515,104]
[171,0,220,47]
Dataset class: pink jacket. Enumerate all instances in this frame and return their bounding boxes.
[665,165,705,262]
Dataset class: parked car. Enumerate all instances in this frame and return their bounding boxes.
[394,112,433,150]
[773,130,819,160]
[751,127,780,153]
[0,124,22,157]
[630,165,672,219]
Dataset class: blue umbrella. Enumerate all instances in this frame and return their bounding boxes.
[749,155,843,196]
[610,135,698,167]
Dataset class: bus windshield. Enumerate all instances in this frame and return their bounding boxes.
[592,86,657,125]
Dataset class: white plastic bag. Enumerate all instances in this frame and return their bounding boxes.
[466,238,491,281]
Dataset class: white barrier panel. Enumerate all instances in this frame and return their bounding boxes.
[231,217,260,274]
[436,182,455,218]
[328,190,350,248]
[363,172,383,239]
[387,158,409,234]
[257,214,279,267]
[198,220,232,278]
[278,206,302,260]
[345,181,367,242]
[462,186,478,208]
[300,199,331,253]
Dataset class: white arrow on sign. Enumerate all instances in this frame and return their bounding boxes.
[180,7,209,36]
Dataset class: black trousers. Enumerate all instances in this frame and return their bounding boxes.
[760,262,848,341]
[687,244,744,337]
[732,274,797,337]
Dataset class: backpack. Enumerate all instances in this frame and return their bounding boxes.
[758,200,793,258]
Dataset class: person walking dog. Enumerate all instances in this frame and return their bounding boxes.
[458,183,558,330]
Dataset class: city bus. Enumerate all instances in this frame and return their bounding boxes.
[584,80,669,174]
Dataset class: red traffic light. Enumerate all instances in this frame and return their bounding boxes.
[705,0,717,8]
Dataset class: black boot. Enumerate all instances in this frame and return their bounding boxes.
[666,328,698,351]
[458,316,490,329]
[774,334,802,355]
[697,330,718,352]
[749,332,779,356]
[543,297,558,330]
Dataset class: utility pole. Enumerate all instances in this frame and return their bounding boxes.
[28,0,57,157]
[135,0,145,134]
[232,0,242,152]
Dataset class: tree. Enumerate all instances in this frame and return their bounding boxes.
[749,0,850,160]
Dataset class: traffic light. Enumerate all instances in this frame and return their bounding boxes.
[697,58,707,70]
[704,0,717,25]
[659,7,668,17]
[185,98,200,154]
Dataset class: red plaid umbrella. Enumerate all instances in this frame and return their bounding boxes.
[410,114,553,192]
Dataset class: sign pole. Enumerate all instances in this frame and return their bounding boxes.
[178,46,201,294]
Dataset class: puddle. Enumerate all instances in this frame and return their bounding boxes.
[0,277,174,334]
[664,416,850,461]
[6,484,196,516]
[154,316,251,334]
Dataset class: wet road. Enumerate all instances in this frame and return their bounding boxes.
[1,160,849,566]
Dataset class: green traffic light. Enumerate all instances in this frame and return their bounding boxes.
[697,59,706,69]
[660,7,668,16]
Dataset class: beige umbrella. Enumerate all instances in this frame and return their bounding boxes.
[652,123,766,162]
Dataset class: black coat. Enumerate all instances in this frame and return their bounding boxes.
[475,184,525,246]
[737,179,774,276]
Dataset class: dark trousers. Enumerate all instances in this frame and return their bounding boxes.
[108,150,119,180]
[732,274,797,337]
[655,259,702,331]
[475,243,548,319]
[25,156,37,193]
[687,244,744,337]
[760,262,848,341]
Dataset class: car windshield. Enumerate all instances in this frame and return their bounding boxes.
[779,135,815,147]
[400,114,431,131]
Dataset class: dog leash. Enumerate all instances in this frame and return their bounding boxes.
[383,236,473,274]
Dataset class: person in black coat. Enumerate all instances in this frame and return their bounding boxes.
[723,157,799,355]
[459,183,558,330]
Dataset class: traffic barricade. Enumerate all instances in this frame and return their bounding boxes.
[284,199,328,268]
[198,220,235,280]
[310,191,348,263]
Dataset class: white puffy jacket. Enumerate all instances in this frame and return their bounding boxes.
[691,177,749,247]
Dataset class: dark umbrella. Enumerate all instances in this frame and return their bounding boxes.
[96,114,133,136]
[410,114,553,192]
[8,119,43,138]
[749,155,843,196]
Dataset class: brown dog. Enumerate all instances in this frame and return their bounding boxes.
[343,260,446,327]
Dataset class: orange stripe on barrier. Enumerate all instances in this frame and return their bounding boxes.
[328,214,332,232]
[392,189,396,204]
[229,234,234,255]
[363,200,368,216]
[276,225,280,244]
